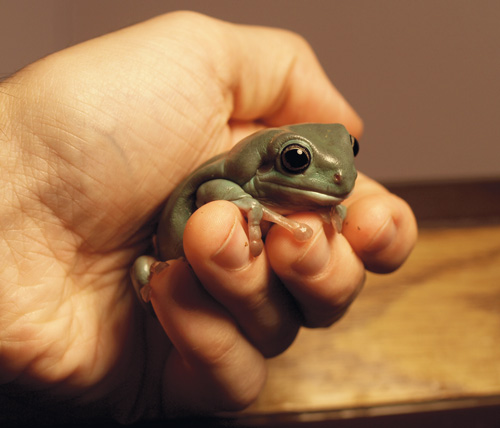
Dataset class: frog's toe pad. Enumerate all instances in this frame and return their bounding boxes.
[293,223,313,241]
[249,239,264,257]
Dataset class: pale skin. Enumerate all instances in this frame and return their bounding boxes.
[0,11,417,422]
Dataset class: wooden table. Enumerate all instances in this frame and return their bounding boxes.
[211,180,500,427]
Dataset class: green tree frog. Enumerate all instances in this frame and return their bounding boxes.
[131,123,359,302]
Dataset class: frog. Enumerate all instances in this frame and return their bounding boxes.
[131,123,359,303]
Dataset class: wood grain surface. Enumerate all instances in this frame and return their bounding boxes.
[240,224,500,420]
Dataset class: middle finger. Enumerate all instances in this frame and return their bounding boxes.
[183,200,301,358]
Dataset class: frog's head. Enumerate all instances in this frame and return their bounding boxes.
[242,123,359,211]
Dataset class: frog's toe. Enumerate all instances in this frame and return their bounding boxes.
[249,238,264,257]
[330,205,346,233]
[292,223,313,241]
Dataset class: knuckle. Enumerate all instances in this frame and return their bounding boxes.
[257,326,299,358]
[196,326,241,368]
[303,305,350,329]
[218,383,262,412]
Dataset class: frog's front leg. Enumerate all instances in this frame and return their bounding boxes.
[196,179,312,257]
[260,205,313,242]
[196,179,265,256]
[331,204,347,233]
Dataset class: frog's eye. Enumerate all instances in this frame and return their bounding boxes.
[281,143,311,174]
[350,135,360,157]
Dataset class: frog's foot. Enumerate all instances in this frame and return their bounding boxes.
[197,180,314,257]
[233,199,314,256]
[130,255,158,305]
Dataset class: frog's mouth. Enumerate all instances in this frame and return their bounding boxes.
[279,185,349,203]
[244,174,354,210]
[258,184,351,209]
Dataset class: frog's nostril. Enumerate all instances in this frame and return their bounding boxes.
[333,172,343,185]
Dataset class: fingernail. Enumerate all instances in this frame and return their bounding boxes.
[364,216,397,253]
[211,217,252,270]
[292,226,331,276]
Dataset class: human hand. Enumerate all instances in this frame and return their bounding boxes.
[0,11,416,422]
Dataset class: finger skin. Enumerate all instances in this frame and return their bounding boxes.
[266,213,366,328]
[148,259,266,413]
[183,201,300,358]
[343,173,418,273]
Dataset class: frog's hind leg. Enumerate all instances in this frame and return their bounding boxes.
[131,256,155,300]
[130,255,160,316]
[228,198,314,256]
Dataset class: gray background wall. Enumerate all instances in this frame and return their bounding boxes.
[2,0,499,183]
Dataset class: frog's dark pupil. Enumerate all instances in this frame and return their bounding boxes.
[350,135,359,157]
[282,144,311,173]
